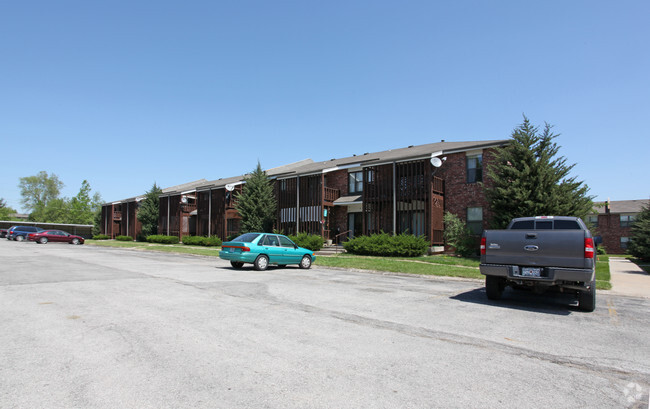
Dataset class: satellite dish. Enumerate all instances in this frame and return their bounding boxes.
[225,184,235,192]
[431,157,443,168]
[181,196,188,204]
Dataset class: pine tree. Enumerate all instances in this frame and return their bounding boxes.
[484,116,593,228]
[138,183,163,237]
[235,162,277,233]
[627,205,650,260]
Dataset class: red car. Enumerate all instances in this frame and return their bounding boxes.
[28,230,85,245]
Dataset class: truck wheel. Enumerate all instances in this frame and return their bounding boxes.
[578,280,596,312]
[485,276,504,300]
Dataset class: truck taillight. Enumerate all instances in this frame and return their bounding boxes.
[480,237,486,255]
[584,238,595,259]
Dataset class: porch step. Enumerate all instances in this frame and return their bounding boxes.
[315,245,346,256]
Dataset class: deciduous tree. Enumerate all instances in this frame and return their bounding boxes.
[19,171,64,221]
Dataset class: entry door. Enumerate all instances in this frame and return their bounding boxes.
[347,212,363,239]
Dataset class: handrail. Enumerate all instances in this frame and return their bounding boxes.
[334,230,352,254]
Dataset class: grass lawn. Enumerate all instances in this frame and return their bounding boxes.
[314,254,483,279]
[85,239,220,257]
[85,239,613,289]
[595,254,612,290]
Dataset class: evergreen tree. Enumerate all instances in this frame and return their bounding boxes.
[484,116,593,228]
[138,183,163,237]
[627,205,650,260]
[235,162,277,233]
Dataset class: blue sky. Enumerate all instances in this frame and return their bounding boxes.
[1,0,648,212]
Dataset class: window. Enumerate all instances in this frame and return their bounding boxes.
[620,214,635,227]
[348,171,363,194]
[467,207,483,235]
[510,220,534,230]
[261,235,279,246]
[466,154,483,183]
[587,215,599,228]
[279,236,295,248]
[621,237,630,249]
[554,220,581,230]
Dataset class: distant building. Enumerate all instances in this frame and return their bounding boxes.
[100,139,509,251]
[591,199,649,254]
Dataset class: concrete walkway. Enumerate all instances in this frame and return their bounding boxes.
[608,257,650,298]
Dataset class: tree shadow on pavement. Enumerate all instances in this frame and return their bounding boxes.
[450,287,587,316]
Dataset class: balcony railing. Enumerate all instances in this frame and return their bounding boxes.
[324,187,341,203]
[113,211,122,221]
[181,203,197,213]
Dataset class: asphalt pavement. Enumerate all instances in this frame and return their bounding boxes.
[1,240,649,409]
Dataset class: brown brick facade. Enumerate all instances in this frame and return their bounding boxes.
[593,214,632,254]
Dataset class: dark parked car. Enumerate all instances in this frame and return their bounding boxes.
[0,229,7,238]
[7,226,43,241]
[28,230,85,245]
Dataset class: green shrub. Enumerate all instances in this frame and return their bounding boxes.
[92,234,110,240]
[115,235,133,241]
[343,232,428,257]
[443,212,477,257]
[288,232,323,251]
[146,235,180,244]
[596,245,607,255]
[182,236,223,247]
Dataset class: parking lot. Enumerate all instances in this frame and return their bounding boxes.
[1,239,648,408]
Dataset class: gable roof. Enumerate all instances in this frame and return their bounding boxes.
[268,139,509,177]
[594,199,649,214]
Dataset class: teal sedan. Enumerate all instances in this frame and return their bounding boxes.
[219,233,316,271]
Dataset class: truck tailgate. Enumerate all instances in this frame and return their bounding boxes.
[483,230,588,268]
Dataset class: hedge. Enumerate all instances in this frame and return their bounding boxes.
[92,234,110,240]
[115,235,134,242]
[343,232,428,257]
[146,235,180,244]
[288,232,323,252]
[182,236,222,247]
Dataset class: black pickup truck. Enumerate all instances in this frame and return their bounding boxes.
[479,216,596,312]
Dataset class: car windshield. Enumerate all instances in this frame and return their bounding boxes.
[232,233,261,243]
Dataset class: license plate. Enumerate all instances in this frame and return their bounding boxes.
[228,247,235,253]
[521,267,541,277]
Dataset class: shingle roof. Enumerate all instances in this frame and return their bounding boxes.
[594,199,649,214]
[275,140,508,176]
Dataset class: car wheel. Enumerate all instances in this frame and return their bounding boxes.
[71,238,80,245]
[39,237,48,244]
[299,255,312,269]
[230,261,244,269]
[485,275,505,300]
[578,280,596,312]
[254,255,269,271]
[15,235,25,242]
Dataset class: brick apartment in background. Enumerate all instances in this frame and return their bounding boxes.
[590,199,649,254]
[100,139,508,250]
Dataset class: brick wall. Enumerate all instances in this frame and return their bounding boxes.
[326,169,351,240]
[594,214,631,254]
[436,148,497,230]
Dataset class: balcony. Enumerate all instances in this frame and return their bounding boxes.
[324,187,341,204]
[181,203,197,214]
[113,211,122,221]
